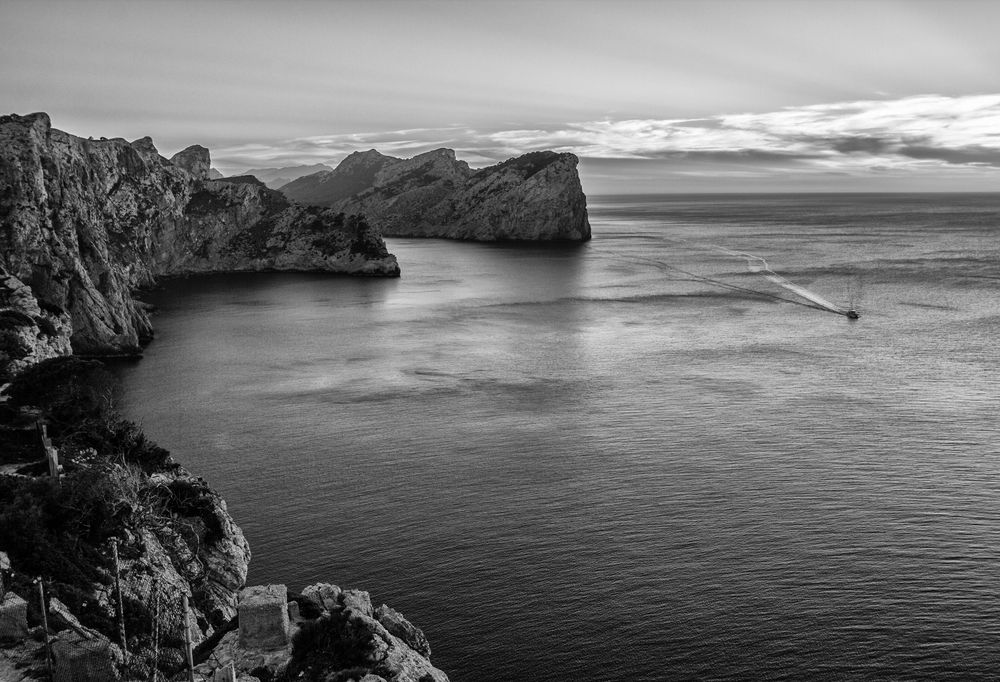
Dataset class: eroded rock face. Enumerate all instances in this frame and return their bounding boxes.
[0,112,399,359]
[0,269,72,378]
[281,148,591,241]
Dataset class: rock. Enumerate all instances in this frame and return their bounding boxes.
[348,611,447,682]
[0,112,399,361]
[0,270,72,378]
[169,144,211,180]
[302,582,341,612]
[281,148,591,241]
[51,629,123,682]
[238,584,289,650]
[47,598,91,638]
[282,602,449,682]
[129,136,160,157]
[0,591,28,642]
[341,589,374,617]
[375,603,431,659]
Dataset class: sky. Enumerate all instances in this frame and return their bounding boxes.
[2,0,1000,193]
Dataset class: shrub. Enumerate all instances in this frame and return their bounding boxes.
[5,356,116,428]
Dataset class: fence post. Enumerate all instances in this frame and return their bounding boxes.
[110,538,129,657]
[181,593,195,682]
[150,578,160,682]
[37,578,53,680]
[38,422,60,481]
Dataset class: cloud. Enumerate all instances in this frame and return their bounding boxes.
[212,94,1000,182]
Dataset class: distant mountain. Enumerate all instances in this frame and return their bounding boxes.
[239,163,333,189]
[208,167,224,179]
[280,150,400,206]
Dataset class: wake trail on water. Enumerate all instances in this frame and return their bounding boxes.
[708,246,847,314]
[610,235,855,317]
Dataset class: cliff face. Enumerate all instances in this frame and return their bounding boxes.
[0,269,72,380]
[281,148,592,241]
[0,113,399,357]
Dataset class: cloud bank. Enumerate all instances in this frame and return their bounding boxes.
[213,94,1000,191]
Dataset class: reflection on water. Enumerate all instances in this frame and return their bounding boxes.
[115,194,1000,681]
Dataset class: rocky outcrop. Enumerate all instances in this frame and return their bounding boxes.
[0,112,399,358]
[200,583,447,682]
[169,144,211,180]
[281,148,591,241]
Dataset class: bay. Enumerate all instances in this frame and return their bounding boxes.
[114,193,1000,680]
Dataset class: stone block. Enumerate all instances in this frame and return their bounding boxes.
[238,584,289,650]
[52,630,122,682]
[0,592,28,642]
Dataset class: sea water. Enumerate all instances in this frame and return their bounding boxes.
[114,193,1000,680]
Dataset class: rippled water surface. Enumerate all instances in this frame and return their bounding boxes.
[115,194,1000,680]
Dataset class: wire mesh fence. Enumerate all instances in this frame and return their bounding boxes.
[0,554,226,682]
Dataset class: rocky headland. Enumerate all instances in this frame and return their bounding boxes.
[0,112,399,358]
[0,114,444,680]
[280,148,592,241]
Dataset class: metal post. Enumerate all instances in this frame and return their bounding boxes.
[37,579,53,680]
[181,594,195,682]
[110,538,129,656]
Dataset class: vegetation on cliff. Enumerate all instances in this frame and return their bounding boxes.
[0,356,250,679]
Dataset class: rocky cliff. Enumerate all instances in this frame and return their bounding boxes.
[0,112,399,356]
[281,148,592,241]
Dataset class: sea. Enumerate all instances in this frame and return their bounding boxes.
[113,193,1000,680]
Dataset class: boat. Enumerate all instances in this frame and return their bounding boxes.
[845,309,859,319]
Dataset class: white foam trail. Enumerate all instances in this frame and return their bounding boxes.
[712,246,845,313]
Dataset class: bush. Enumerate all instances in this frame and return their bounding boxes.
[282,608,380,681]
[5,356,116,427]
